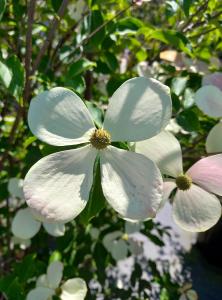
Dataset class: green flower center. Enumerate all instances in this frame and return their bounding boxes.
[90,128,111,150]
[175,174,192,190]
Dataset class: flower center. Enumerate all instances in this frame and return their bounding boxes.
[175,174,192,190]
[90,128,111,150]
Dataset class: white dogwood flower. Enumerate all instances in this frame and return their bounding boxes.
[26,261,87,300]
[8,177,24,207]
[194,72,222,153]
[8,177,24,199]
[102,222,143,261]
[135,131,222,232]
[8,179,65,240]
[12,207,65,239]
[24,77,172,223]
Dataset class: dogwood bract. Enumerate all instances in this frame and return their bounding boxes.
[12,207,65,239]
[24,77,172,223]
[194,72,222,153]
[103,222,143,261]
[8,179,65,240]
[135,131,222,232]
[26,261,87,300]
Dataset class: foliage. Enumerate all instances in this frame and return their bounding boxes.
[0,0,222,299]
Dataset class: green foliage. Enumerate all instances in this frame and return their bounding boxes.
[79,158,106,224]
[1,0,222,299]
[0,0,6,20]
[183,0,194,17]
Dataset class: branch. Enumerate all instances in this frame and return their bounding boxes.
[24,0,37,102]
[0,105,23,171]
[50,10,90,65]
[190,26,217,39]
[180,0,209,32]
[31,0,69,74]
[54,4,133,70]
[0,0,37,172]
[187,10,222,32]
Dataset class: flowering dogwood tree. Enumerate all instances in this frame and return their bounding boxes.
[1,1,222,299]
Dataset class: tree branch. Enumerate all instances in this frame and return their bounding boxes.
[31,0,69,74]
[180,0,209,32]
[0,0,37,172]
[54,4,133,70]
[24,0,37,102]
[50,10,90,65]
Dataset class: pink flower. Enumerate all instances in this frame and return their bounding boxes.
[132,0,150,6]
[135,131,222,232]
[195,72,222,153]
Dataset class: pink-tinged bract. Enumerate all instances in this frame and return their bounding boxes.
[187,154,222,196]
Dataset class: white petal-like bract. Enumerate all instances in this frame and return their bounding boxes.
[28,87,95,146]
[60,278,87,300]
[103,231,122,250]
[100,146,163,221]
[12,208,41,239]
[43,222,66,237]
[103,77,172,142]
[47,261,63,289]
[26,287,54,300]
[36,274,48,288]
[202,72,222,91]
[24,146,97,223]
[187,154,222,196]
[206,122,222,153]
[111,239,128,261]
[161,180,177,208]
[135,131,183,177]
[8,177,24,199]
[173,184,221,232]
[194,85,222,118]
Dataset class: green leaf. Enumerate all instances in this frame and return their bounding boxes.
[79,157,106,224]
[65,75,86,94]
[117,17,144,34]
[177,109,200,132]
[0,60,12,88]
[103,52,118,72]
[0,275,23,300]
[7,56,25,98]
[150,29,192,55]
[171,93,181,113]
[0,0,6,20]
[0,182,8,200]
[14,254,45,282]
[183,0,193,17]
[106,76,128,97]
[171,77,188,96]
[87,10,106,47]
[23,136,37,149]
[49,250,62,263]
[85,101,103,127]
[51,0,63,12]
[68,58,96,78]
[0,56,24,97]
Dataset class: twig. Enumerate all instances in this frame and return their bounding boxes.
[0,106,23,171]
[190,26,217,39]
[50,10,90,65]
[54,4,133,70]
[188,10,222,32]
[6,198,11,255]
[31,0,69,74]
[180,0,209,32]
[24,0,37,103]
